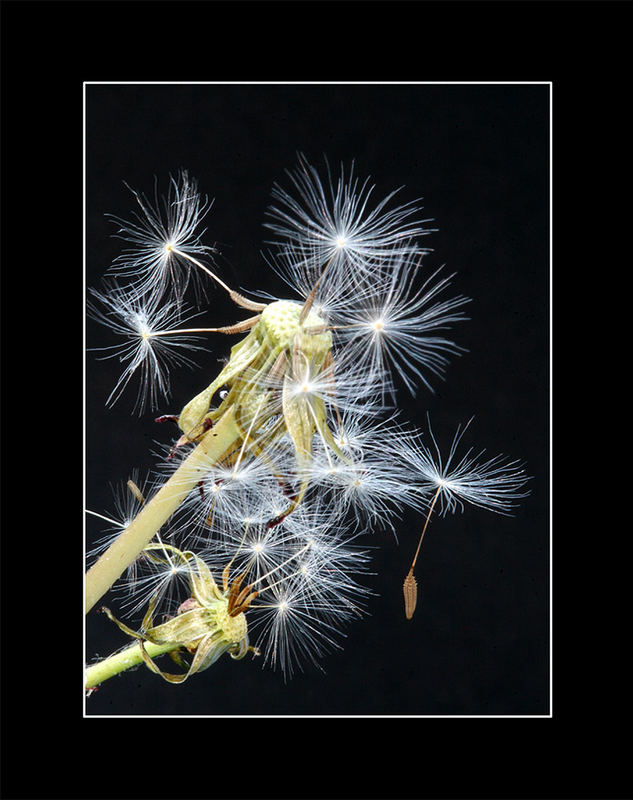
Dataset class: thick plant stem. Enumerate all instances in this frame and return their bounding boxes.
[86,640,177,688]
[85,407,241,614]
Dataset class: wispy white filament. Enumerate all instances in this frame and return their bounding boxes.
[265,153,434,279]
[87,281,207,413]
[334,256,470,396]
[403,416,531,516]
[107,170,215,303]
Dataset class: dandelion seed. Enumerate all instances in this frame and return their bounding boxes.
[87,281,207,413]
[278,340,391,417]
[402,572,418,620]
[405,416,531,516]
[263,243,378,324]
[108,171,266,313]
[246,526,372,678]
[327,405,411,457]
[265,153,434,279]
[86,470,152,563]
[107,170,215,303]
[401,418,531,618]
[306,442,418,534]
[118,537,193,618]
[184,449,286,533]
[335,254,470,396]
[86,472,156,593]
[402,483,442,619]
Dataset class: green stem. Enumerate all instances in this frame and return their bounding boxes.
[85,407,241,614]
[85,640,177,688]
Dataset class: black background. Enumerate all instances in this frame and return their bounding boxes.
[1,1,627,799]
[85,81,549,717]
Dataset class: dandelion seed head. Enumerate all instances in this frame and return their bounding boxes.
[89,159,530,680]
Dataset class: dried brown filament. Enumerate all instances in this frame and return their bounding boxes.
[402,485,442,619]
[209,315,262,335]
[299,253,335,324]
[229,290,267,312]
